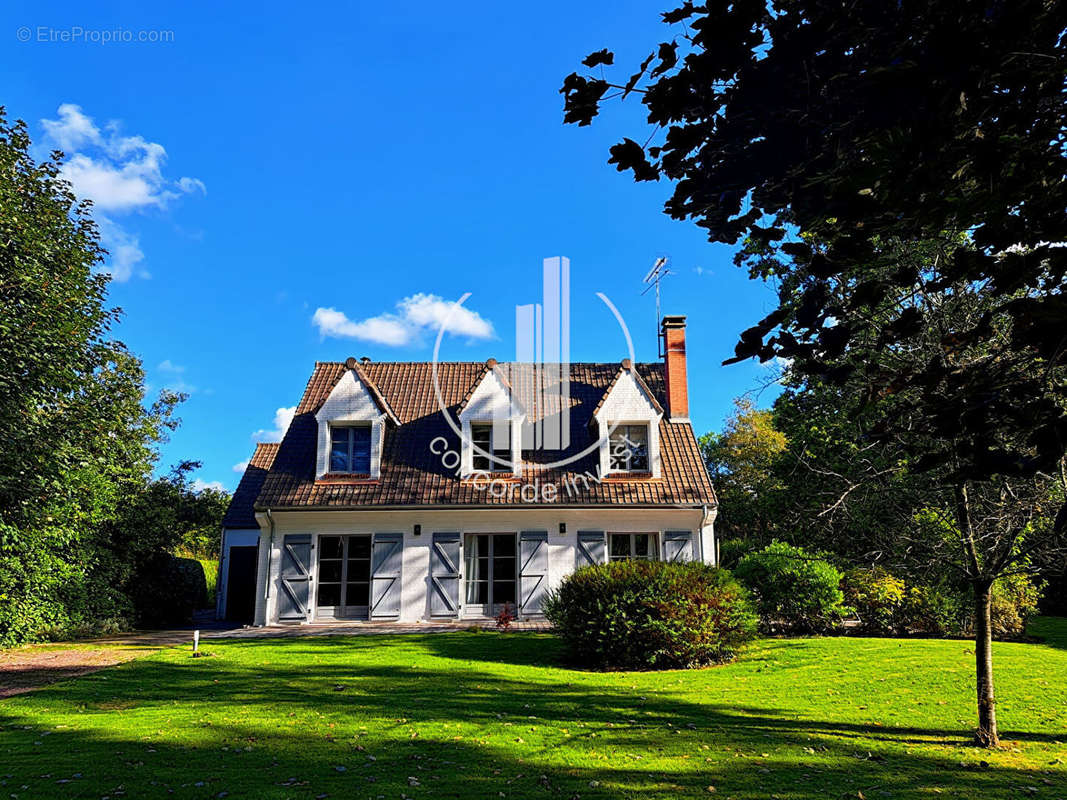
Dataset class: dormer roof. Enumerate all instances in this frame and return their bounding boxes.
[592,360,665,421]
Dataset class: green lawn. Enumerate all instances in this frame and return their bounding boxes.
[2,622,1065,799]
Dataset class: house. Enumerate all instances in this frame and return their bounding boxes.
[219,315,717,626]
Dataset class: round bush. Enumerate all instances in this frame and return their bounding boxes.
[734,541,848,633]
[841,567,907,635]
[543,561,757,670]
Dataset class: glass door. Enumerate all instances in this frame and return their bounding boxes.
[316,534,372,619]
[464,533,517,616]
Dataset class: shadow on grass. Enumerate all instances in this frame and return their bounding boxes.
[1,632,1063,799]
[1028,616,1067,651]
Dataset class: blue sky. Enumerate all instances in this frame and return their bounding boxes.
[6,1,781,491]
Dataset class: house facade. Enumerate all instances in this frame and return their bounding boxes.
[219,315,718,626]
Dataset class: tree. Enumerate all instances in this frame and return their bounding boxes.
[764,244,1066,745]
[561,1,1065,477]
[700,398,787,544]
[560,5,1066,745]
[0,108,183,644]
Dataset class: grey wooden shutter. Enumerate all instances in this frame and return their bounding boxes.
[663,530,694,562]
[430,532,461,617]
[370,533,403,618]
[278,534,312,622]
[519,531,549,615]
[576,530,606,567]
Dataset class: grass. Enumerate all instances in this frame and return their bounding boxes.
[1,622,1065,799]
[199,558,219,608]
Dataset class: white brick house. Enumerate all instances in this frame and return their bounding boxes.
[219,316,717,626]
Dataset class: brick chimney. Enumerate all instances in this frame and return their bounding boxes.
[661,315,689,421]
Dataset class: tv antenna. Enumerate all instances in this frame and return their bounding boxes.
[641,256,672,352]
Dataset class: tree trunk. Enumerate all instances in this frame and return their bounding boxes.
[972,580,999,747]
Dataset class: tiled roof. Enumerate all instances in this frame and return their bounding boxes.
[222,442,280,528]
[255,362,717,509]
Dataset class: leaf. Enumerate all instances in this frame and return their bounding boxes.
[608,138,659,181]
[662,2,697,24]
[623,52,656,99]
[560,73,610,126]
[581,49,614,68]
[651,41,679,78]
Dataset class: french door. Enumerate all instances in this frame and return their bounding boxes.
[464,533,517,616]
[316,535,372,619]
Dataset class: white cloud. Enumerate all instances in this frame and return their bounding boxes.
[312,293,495,346]
[232,460,250,473]
[177,176,207,195]
[95,216,147,281]
[399,293,494,339]
[191,478,226,493]
[155,359,196,394]
[41,103,101,151]
[312,307,411,346]
[693,266,713,277]
[39,104,205,281]
[252,406,296,443]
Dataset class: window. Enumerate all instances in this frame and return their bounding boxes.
[329,425,371,473]
[464,533,517,611]
[316,535,371,614]
[609,424,649,472]
[609,533,657,561]
[470,423,511,472]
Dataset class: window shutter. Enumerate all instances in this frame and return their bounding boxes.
[576,530,606,567]
[519,531,549,615]
[430,532,461,617]
[278,534,312,622]
[663,530,694,562]
[370,533,403,618]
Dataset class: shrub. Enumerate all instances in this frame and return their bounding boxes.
[899,576,1041,639]
[543,560,757,670]
[900,582,965,636]
[735,541,849,633]
[988,574,1043,637]
[130,555,208,627]
[717,538,748,569]
[841,567,907,635]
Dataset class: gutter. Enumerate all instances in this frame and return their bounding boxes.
[254,501,718,513]
[263,508,275,600]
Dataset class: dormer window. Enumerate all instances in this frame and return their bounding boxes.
[330,424,371,474]
[314,361,399,481]
[458,361,526,478]
[608,424,649,472]
[593,363,664,478]
[470,423,511,472]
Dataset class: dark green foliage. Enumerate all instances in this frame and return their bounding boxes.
[899,583,965,638]
[735,542,848,634]
[561,3,1067,485]
[130,555,208,627]
[717,538,748,570]
[544,561,757,670]
[0,108,216,645]
[564,7,1066,743]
